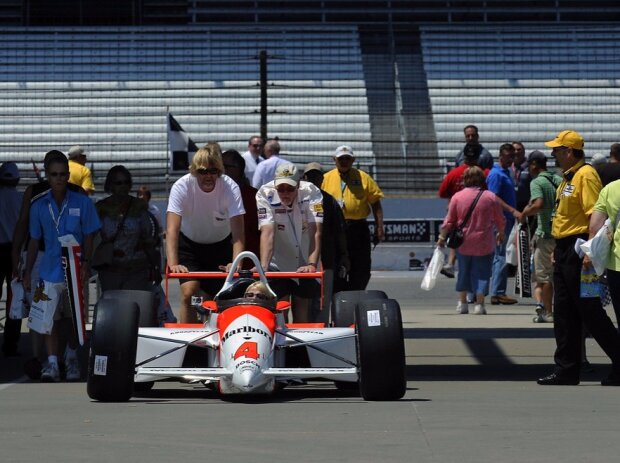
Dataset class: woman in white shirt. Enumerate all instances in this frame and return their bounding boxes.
[166,144,245,323]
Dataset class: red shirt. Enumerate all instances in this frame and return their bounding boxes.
[438,165,490,199]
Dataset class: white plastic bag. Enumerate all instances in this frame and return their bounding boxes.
[421,247,445,291]
[506,222,518,266]
[580,218,612,276]
[27,280,62,335]
[9,277,29,319]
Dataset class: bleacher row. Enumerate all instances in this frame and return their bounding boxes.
[0,26,374,194]
[3,24,620,195]
[421,25,620,164]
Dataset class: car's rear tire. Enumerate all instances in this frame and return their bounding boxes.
[355,298,406,401]
[87,298,139,402]
[332,290,387,327]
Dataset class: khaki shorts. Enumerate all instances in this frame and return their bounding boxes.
[533,236,555,284]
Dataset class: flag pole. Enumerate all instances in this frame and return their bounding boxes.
[165,107,170,195]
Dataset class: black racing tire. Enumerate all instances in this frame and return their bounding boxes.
[332,290,388,327]
[355,299,406,401]
[87,298,139,402]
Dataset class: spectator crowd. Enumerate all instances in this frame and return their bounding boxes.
[437,125,620,387]
[4,125,620,388]
[1,137,380,382]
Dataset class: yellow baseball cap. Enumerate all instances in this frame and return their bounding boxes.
[544,130,584,150]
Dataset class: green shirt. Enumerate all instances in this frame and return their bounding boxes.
[593,179,620,271]
[529,171,562,238]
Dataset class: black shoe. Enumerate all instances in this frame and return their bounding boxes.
[601,373,620,386]
[537,372,579,386]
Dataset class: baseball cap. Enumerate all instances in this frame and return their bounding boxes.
[0,162,19,180]
[303,162,323,174]
[544,130,584,150]
[274,163,300,187]
[68,145,88,159]
[527,150,547,165]
[334,145,354,158]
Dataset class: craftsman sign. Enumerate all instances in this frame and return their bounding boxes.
[368,219,444,243]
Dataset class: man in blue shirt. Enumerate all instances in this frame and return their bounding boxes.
[23,151,100,382]
[487,143,519,305]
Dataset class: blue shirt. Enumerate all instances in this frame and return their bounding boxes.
[487,163,516,224]
[29,189,101,283]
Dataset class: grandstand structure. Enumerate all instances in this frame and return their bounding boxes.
[2,1,620,196]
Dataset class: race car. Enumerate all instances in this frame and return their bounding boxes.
[86,251,406,402]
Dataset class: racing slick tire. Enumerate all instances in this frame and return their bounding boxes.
[87,298,140,402]
[355,298,406,401]
[332,290,387,327]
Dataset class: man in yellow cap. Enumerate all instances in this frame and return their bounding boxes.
[537,130,620,386]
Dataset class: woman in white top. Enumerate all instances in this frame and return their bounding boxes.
[166,143,245,323]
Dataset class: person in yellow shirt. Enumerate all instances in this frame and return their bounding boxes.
[537,130,620,387]
[67,145,95,195]
[321,145,384,291]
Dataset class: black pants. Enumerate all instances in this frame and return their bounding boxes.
[1,242,22,355]
[553,235,620,377]
[344,220,371,291]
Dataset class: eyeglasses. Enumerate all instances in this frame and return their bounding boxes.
[48,171,69,178]
[276,186,296,193]
[245,292,268,300]
[196,167,219,175]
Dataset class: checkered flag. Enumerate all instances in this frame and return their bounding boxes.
[168,113,198,171]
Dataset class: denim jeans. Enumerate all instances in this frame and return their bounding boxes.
[491,219,514,297]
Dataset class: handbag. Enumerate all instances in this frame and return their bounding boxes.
[92,199,133,270]
[446,189,484,249]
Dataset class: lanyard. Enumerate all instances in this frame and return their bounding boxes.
[48,198,68,235]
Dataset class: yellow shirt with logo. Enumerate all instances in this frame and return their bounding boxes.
[321,167,384,220]
[68,160,95,192]
[551,160,601,239]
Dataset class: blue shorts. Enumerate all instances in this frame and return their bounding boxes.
[455,252,494,296]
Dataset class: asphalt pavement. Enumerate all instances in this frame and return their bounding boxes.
[1,271,619,462]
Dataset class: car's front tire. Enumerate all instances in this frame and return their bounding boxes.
[87,298,139,402]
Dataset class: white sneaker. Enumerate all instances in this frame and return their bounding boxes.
[473,303,487,315]
[40,362,60,382]
[456,301,469,314]
[65,358,81,381]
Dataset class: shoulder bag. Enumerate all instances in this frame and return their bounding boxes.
[446,189,484,249]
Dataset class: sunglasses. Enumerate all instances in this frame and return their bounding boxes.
[48,171,69,178]
[276,186,296,193]
[196,167,219,175]
[337,156,353,161]
[245,292,268,300]
[112,180,131,186]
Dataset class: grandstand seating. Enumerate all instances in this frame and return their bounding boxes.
[0,26,373,194]
[420,25,620,166]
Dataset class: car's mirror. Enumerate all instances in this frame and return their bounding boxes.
[202,300,218,312]
[276,300,291,311]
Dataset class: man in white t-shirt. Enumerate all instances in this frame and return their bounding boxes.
[252,138,287,189]
[166,144,245,323]
[256,163,323,322]
[241,135,264,184]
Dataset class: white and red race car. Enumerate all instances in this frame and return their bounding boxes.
[86,252,406,402]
